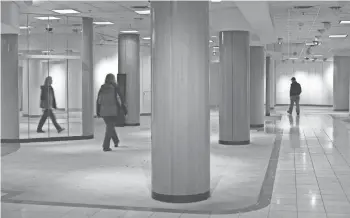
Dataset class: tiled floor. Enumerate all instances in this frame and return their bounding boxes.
[1,107,350,218]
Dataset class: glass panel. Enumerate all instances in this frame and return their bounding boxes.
[18,13,83,140]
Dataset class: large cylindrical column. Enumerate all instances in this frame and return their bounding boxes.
[265,55,271,116]
[22,59,44,117]
[1,1,20,142]
[219,30,250,145]
[333,56,350,111]
[118,34,140,126]
[81,17,94,136]
[250,46,265,128]
[151,1,210,203]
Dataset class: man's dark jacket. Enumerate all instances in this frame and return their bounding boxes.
[290,82,302,96]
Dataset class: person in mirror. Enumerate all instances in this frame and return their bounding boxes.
[287,77,302,116]
[96,73,127,152]
[37,76,65,133]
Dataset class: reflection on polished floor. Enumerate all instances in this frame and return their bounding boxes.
[19,111,83,139]
[2,107,350,218]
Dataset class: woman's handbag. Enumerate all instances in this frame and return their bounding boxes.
[114,86,127,127]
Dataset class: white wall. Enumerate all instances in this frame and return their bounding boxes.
[276,61,333,105]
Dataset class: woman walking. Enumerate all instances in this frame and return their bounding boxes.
[37,76,65,133]
[96,73,127,152]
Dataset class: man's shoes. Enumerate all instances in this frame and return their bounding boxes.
[114,141,120,147]
[37,129,45,133]
[287,111,292,115]
[103,148,112,152]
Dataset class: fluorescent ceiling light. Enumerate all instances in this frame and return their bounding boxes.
[143,37,151,40]
[52,9,80,14]
[209,40,214,43]
[313,54,323,57]
[211,0,222,2]
[135,10,150,15]
[120,30,139,33]
[93,21,114,25]
[329,34,348,38]
[289,57,298,60]
[339,20,350,24]
[305,42,314,46]
[35,16,60,20]
[42,51,51,53]
[19,26,32,29]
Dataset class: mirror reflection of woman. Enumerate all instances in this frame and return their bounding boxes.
[36,76,65,133]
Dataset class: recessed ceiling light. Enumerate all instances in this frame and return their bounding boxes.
[313,54,323,57]
[93,21,114,25]
[143,37,151,40]
[329,34,348,38]
[339,20,350,24]
[52,9,80,14]
[211,0,222,2]
[19,26,32,29]
[135,10,150,15]
[213,46,219,49]
[35,16,60,20]
[120,30,139,33]
[209,40,214,43]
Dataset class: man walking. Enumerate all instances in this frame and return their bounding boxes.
[287,77,302,115]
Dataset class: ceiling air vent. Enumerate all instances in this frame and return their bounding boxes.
[293,6,314,9]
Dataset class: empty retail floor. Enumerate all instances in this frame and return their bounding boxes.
[2,107,350,218]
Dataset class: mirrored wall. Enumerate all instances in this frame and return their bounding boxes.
[19,13,83,140]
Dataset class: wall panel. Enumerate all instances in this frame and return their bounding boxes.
[276,61,333,106]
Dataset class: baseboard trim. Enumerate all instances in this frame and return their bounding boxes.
[276,104,333,107]
[1,135,94,144]
[22,114,41,118]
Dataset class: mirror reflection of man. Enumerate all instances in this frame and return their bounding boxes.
[287,77,302,116]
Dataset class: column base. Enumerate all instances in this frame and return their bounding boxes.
[152,191,210,203]
[250,124,264,128]
[219,140,250,145]
[333,109,349,112]
[124,123,140,126]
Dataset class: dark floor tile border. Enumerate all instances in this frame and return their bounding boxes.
[1,127,283,215]
[1,135,93,144]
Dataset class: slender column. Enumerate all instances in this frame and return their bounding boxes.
[151,1,210,203]
[81,17,94,136]
[250,46,265,128]
[1,2,20,141]
[118,33,140,126]
[22,59,44,117]
[270,58,276,109]
[333,56,350,111]
[265,55,271,116]
[219,30,250,145]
